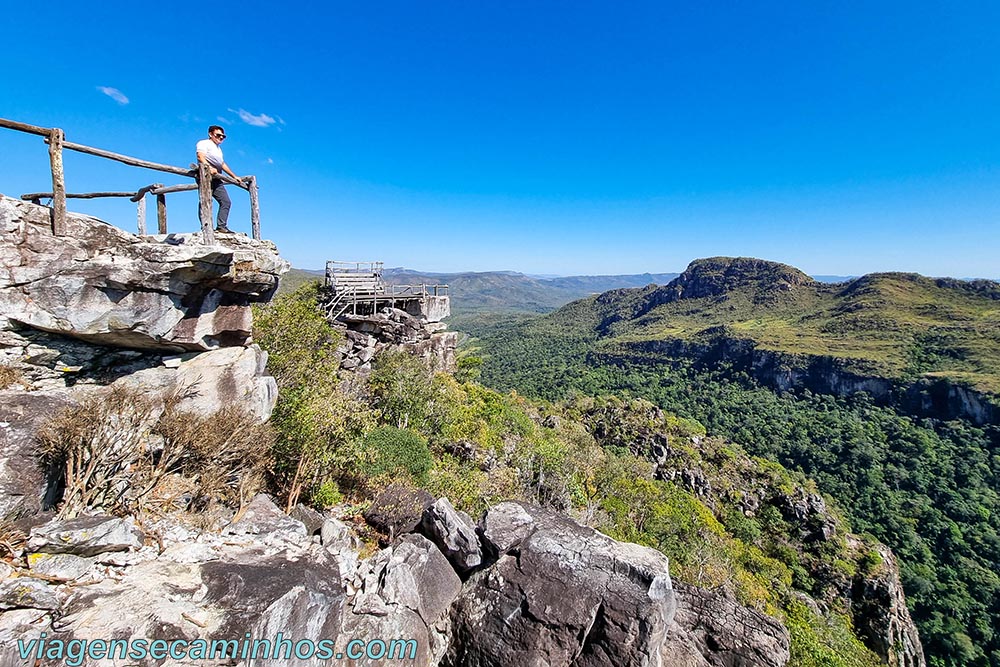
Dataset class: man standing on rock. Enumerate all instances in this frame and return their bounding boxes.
[196,126,243,233]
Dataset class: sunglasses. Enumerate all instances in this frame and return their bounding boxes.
[214,133,226,139]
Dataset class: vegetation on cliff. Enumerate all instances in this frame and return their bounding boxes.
[248,283,904,667]
[462,258,1000,667]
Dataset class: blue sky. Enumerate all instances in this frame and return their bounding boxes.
[2,1,998,277]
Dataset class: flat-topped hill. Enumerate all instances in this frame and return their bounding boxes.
[534,257,1000,396]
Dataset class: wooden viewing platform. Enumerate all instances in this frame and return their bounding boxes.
[0,117,261,243]
[322,261,450,321]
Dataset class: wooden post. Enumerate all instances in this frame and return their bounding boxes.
[198,161,215,244]
[137,196,146,235]
[248,176,260,240]
[156,194,167,234]
[48,128,67,236]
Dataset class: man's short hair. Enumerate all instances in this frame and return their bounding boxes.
[208,125,225,135]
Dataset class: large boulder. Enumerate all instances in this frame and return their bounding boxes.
[0,391,70,517]
[0,196,288,352]
[661,583,790,667]
[444,502,676,667]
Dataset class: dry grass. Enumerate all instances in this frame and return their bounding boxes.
[155,405,274,511]
[0,364,23,390]
[36,386,158,518]
[36,386,275,518]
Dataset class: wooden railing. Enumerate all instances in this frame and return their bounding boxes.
[0,117,260,243]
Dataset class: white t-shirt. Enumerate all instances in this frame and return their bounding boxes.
[195,139,224,170]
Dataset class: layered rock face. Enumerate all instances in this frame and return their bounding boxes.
[338,309,458,374]
[0,196,288,351]
[0,196,286,517]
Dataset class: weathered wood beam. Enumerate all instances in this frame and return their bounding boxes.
[48,128,67,236]
[150,183,199,195]
[216,173,250,190]
[130,183,163,202]
[198,162,215,244]
[247,176,260,240]
[137,197,146,235]
[0,117,52,137]
[156,194,167,234]
[48,139,194,177]
[21,191,136,200]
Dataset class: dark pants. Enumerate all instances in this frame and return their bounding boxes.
[212,180,231,229]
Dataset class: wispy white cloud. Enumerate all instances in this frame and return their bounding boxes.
[228,108,277,128]
[266,157,274,165]
[97,86,129,105]
[217,116,234,125]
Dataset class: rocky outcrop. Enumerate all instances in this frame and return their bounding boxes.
[0,197,286,522]
[0,494,804,667]
[851,543,925,667]
[337,308,457,373]
[445,502,676,667]
[0,195,288,352]
[662,583,790,667]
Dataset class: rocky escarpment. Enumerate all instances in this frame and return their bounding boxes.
[337,309,457,374]
[601,335,997,425]
[0,197,286,517]
[0,492,798,667]
[0,196,287,351]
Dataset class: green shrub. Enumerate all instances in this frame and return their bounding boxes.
[252,282,342,389]
[369,350,438,430]
[354,426,433,484]
[310,479,343,509]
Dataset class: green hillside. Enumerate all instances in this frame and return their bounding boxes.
[461,257,1000,667]
[491,257,1000,396]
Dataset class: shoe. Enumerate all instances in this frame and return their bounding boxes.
[215,226,231,233]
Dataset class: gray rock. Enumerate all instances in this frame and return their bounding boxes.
[0,196,288,352]
[223,494,308,548]
[0,577,63,611]
[0,608,50,665]
[661,583,790,667]
[116,345,277,422]
[321,517,359,552]
[0,391,71,517]
[419,497,482,574]
[852,544,926,667]
[201,551,344,648]
[445,502,676,667]
[27,515,143,556]
[290,503,327,536]
[384,534,462,624]
[343,534,461,667]
[478,500,535,557]
[26,553,94,582]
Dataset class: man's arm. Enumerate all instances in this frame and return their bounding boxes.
[219,161,240,181]
[196,149,219,176]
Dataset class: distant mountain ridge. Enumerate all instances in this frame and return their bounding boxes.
[277,267,681,318]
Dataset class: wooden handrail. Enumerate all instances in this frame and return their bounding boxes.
[2,116,261,239]
[0,118,52,137]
